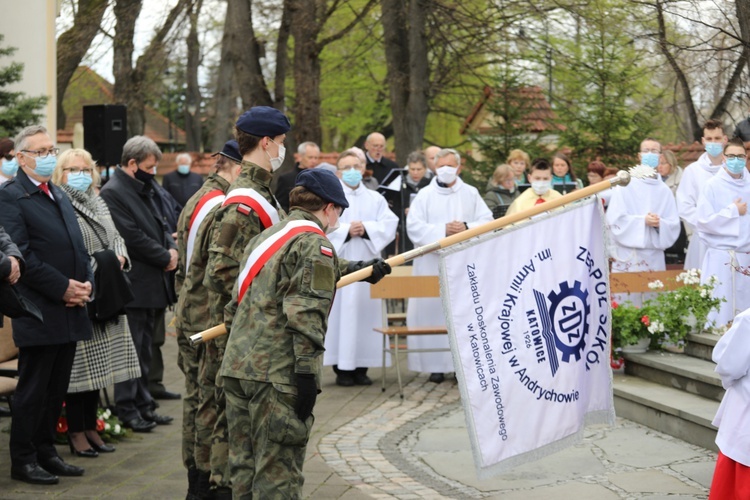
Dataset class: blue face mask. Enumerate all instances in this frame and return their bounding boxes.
[66,171,93,191]
[726,158,746,175]
[1,157,18,176]
[641,152,660,169]
[342,168,362,187]
[177,164,191,175]
[107,166,116,178]
[705,142,724,157]
[32,155,57,177]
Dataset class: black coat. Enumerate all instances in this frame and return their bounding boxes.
[366,155,400,184]
[274,164,303,213]
[100,168,176,309]
[0,170,93,347]
[162,170,204,207]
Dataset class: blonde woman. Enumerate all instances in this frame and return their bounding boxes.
[658,150,683,196]
[52,149,140,457]
[506,149,530,185]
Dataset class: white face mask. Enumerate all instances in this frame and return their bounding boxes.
[436,166,458,184]
[325,206,340,234]
[531,179,551,195]
[268,139,286,172]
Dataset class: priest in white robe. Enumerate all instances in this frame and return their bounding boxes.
[406,149,493,383]
[695,138,750,328]
[324,151,398,386]
[676,120,727,269]
[607,139,681,307]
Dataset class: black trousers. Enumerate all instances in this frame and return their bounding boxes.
[10,342,77,466]
[66,390,99,433]
[115,307,156,422]
[148,307,167,393]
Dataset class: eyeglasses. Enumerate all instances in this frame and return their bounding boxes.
[22,148,60,158]
[63,167,94,174]
[640,149,661,154]
[726,154,747,160]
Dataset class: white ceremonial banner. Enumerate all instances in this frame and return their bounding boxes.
[439,198,615,478]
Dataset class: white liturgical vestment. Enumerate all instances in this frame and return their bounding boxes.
[405,177,493,373]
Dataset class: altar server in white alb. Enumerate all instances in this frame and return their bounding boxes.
[606,138,680,306]
[676,119,727,270]
[695,138,750,328]
[324,151,398,386]
[406,148,492,383]
[709,306,750,499]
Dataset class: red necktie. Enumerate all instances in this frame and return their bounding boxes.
[535,197,546,205]
[39,183,50,196]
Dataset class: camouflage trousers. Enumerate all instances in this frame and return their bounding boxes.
[196,337,229,487]
[224,377,313,500]
[176,330,205,470]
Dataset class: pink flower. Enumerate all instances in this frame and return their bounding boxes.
[611,300,619,309]
[641,315,650,326]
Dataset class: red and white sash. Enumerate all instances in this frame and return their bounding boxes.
[237,220,326,303]
[222,187,280,230]
[186,190,225,274]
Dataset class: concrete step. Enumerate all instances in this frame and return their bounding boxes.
[613,374,719,451]
[685,332,720,362]
[623,351,724,402]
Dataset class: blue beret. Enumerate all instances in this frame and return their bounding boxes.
[213,140,242,163]
[235,106,291,137]
[295,169,349,209]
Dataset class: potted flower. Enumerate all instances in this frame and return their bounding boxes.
[646,269,723,350]
[611,300,657,353]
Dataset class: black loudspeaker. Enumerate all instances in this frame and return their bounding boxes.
[83,105,128,167]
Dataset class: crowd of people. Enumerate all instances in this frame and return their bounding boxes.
[0,107,749,498]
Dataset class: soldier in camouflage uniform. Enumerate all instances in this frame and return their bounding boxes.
[202,107,291,498]
[174,141,243,499]
[220,169,391,499]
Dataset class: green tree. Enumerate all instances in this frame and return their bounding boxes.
[0,35,48,138]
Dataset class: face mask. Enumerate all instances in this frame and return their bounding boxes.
[436,166,458,184]
[33,155,57,177]
[325,206,340,234]
[177,164,191,175]
[67,171,93,191]
[705,142,723,157]
[342,168,362,187]
[134,167,155,183]
[726,158,746,175]
[641,152,660,169]
[1,157,18,176]
[531,180,551,195]
[267,139,286,172]
[108,166,116,178]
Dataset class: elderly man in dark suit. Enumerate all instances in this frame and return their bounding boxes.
[0,125,93,485]
[100,136,176,433]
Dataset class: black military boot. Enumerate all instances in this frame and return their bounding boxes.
[185,467,199,500]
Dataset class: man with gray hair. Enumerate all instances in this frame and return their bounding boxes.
[162,152,204,207]
[406,148,492,383]
[274,141,320,212]
[100,135,176,432]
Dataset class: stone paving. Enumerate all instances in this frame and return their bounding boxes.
[0,322,717,499]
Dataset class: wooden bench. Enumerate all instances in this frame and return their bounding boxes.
[371,274,446,398]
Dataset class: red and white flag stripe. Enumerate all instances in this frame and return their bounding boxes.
[237,220,325,303]
[222,187,280,229]
[185,190,225,274]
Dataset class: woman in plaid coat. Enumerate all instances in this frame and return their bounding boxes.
[52,149,141,457]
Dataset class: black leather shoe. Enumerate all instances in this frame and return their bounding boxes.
[10,463,59,485]
[39,456,84,476]
[87,437,115,453]
[336,373,355,387]
[123,416,157,432]
[141,410,174,425]
[353,373,373,386]
[429,372,445,383]
[150,389,181,400]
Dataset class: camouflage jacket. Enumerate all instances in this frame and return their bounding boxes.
[174,173,230,332]
[220,209,340,391]
[203,162,283,330]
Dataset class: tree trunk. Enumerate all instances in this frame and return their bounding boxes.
[382,0,431,164]
[289,0,324,144]
[274,0,293,112]
[211,17,237,151]
[225,0,272,109]
[113,0,141,135]
[56,0,108,130]
[185,0,203,151]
